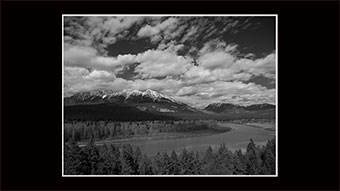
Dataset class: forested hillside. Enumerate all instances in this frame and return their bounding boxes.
[64,103,178,121]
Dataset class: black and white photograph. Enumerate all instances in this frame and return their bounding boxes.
[2,0,339,190]
[62,15,277,176]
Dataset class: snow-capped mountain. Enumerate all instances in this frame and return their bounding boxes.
[65,89,183,105]
[64,89,200,117]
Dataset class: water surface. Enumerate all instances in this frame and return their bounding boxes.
[122,123,276,155]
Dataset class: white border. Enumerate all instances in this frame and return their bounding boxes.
[62,15,65,176]
[62,14,278,177]
[275,14,278,178]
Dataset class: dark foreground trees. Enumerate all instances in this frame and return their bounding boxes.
[64,138,276,175]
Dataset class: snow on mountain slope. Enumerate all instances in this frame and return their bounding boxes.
[65,89,186,106]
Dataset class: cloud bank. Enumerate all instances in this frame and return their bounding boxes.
[64,16,276,108]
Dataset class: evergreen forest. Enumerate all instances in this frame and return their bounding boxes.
[64,138,275,175]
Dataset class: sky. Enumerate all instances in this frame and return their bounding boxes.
[64,16,276,108]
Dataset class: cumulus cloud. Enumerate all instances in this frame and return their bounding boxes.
[232,53,276,78]
[65,16,145,55]
[84,70,116,81]
[183,53,275,86]
[137,24,161,37]
[64,45,97,68]
[64,16,276,107]
[182,66,215,85]
[137,17,179,43]
[173,81,275,108]
[198,51,235,70]
[199,38,238,55]
[134,49,192,78]
[113,54,138,66]
[157,40,184,53]
[249,53,276,76]
[64,64,275,108]
[64,43,276,107]
[64,45,136,71]
[183,81,275,108]
[64,66,116,95]
[64,66,90,84]
[194,39,241,72]
[130,78,182,93]
[182,65,254,87]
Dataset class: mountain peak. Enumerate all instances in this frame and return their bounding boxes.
[142,89,161,100]
[65,89,182,105]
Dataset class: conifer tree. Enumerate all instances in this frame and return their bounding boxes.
[83,136,102,174]
[133,147,142,174]
[202,146,215,174]
[190,151,202,175]
[97,143,110,174]
[97,143,121,175]
[169,150,180,175]
[179,148,190,174]
[121,144,135,175]
[64,140,83,175]
[110,144,122,174]
[245,139,262,175]
[261,139,275,174]
[152,152,162,174]
[139,154,153,175]
[159,152,171,174]
[233,149,246,175]
[179,149,199,174]
[216,144,234,174]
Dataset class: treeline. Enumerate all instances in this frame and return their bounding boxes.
[64,120,229,142]
[64,138,275,175]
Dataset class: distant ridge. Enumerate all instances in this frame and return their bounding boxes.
[64,89,275,121]
[205,102,275,113]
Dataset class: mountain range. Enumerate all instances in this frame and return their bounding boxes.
[64,89,275,121]
[65,89,181,105]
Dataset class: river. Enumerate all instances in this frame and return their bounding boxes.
[101,122,276,156]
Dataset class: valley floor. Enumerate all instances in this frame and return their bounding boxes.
[77,121,276,156]
[78,127,233,147]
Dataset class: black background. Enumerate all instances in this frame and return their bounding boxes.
[1,0,339,190]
